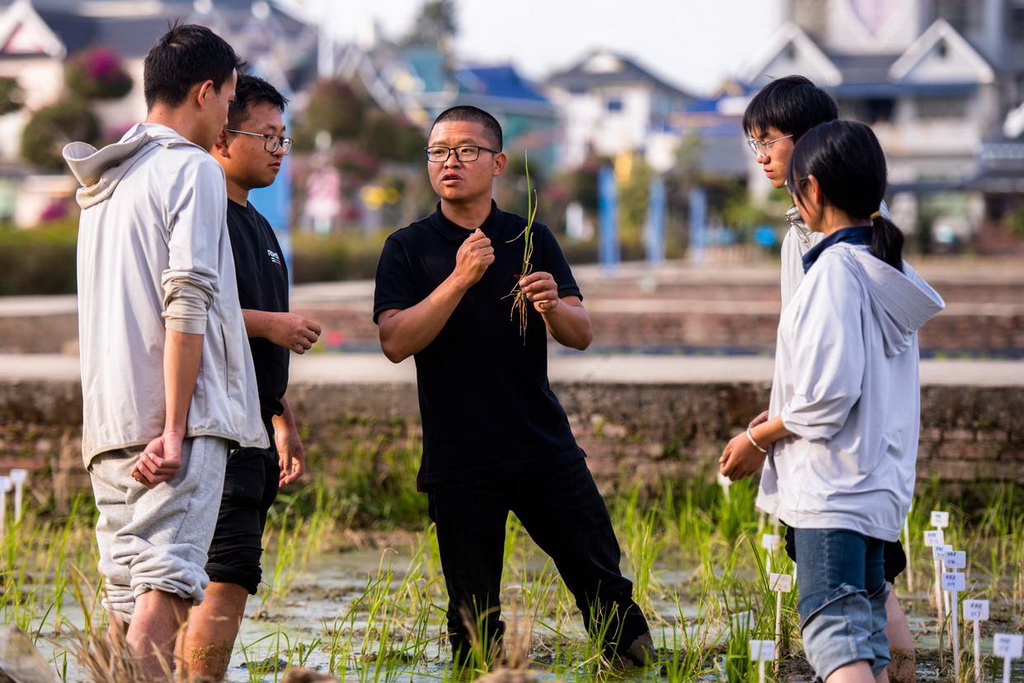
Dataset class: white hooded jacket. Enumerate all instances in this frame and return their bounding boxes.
[757,243,945,542]
[64,123,268,465]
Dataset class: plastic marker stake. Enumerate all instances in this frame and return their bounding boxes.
[749,639,776,683]
[0,476,9,536]
[964,599,989,682]
[924,529,945,547]
[903,515,914,592]
[942,571,967,679]
[931,510,950,529]
[9,468,26,523]
[761,533,781,577]
[770,573,793,649]
[717,471,732,501]
[730,610,755,637]
[931,543,952,622]
[993,633,1023,683]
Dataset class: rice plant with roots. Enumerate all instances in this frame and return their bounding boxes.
[505,153,537,340]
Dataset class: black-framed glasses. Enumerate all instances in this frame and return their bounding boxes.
[424,145,500,163]
[746,133,793,156]
[225,129,293,154]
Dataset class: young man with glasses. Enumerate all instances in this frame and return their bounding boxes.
[181,74,320,679]
[373,105,653,670]
[730,75,916,682]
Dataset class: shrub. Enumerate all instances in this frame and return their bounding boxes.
[21,99,100,170]
[0,76,23,116]
[64,47,133,100]
[0,220,79,295]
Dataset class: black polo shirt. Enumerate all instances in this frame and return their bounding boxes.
[373,201,584,487]
[227,200,290,426]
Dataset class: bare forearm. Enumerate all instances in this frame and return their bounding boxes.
[163,329,204,434]
[242,309,272,338]
[272,396,295,433]
[379,275,470,362]
[749,416,794,449]
[542,299,592,350]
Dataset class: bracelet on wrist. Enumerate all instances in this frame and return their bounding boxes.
[746,427,768,454]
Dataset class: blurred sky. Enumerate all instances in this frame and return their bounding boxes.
[304,0,782,96]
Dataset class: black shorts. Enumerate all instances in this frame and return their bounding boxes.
[205,445,280,594]
[784,524,907,585]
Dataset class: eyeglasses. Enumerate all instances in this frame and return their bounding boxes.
[747,133,794,156]
[225,129,293,154]
[424,145,500,163]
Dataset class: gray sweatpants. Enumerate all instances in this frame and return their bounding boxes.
[89,436,228,621]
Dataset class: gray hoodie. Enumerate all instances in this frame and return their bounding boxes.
[64,123,267,466]
[758,243,945,541]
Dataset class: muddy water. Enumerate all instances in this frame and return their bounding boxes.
[26,539,1024,682]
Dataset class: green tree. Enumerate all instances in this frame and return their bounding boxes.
[301,79,366,142]
[401,0,458,49]
[21,99,99,170]
[64,47,133,100]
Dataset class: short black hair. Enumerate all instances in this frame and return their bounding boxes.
[742,75,838,141]
[430,105,503,150]
[227,74,288,128]
[143,22,244,110]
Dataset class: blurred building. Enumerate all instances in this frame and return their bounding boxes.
[0,0,316,224]
[542,49,696,172]
[737,0,1024,249]
[330,29,560,171]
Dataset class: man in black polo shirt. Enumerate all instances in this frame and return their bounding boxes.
[374,105,652,669]
[181,74,321,679]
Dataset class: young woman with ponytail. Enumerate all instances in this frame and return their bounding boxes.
[720,120,945,683]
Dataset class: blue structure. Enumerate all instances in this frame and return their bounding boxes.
[645,176,666,266]
[689,187,707,265]
[598,165,619,271]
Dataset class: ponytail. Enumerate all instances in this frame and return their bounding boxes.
[871,214,904,272]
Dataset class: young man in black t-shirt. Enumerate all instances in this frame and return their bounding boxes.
[374,105,653,669]
[181,75,321,679]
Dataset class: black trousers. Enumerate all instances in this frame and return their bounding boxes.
[426,457,649,662]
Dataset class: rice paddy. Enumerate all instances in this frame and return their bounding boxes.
[2,454,1023,682]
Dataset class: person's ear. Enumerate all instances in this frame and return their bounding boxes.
[213,129,229,155]
[196,79,216,108]
[492,151,507,177]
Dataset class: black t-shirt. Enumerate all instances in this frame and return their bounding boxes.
[373,201,584,487]
[227,200,290,425]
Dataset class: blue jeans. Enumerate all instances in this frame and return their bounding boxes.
[792,528,890,680]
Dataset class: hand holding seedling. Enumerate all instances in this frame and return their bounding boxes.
[455,229,494,288]
[132,430,184,488]
[520,272,561,314]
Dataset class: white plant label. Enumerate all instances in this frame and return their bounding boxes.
[930,510,950,528]
[942,572,966,592]
[769,573,792,593]
[749,639,776,661]
[943,550,967,569]
[731,610,755,633]
[964,599,989,621]
[9,469,26,485]
[932,543,952,560]
[993,633,1024,659]
[924,529,944,547]
[761,533,781,550]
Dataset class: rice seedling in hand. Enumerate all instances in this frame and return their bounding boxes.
[505,154,538,340]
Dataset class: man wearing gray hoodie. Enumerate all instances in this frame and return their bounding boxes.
[63,24,265,677]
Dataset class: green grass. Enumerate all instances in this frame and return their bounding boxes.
[3,449,1024,682]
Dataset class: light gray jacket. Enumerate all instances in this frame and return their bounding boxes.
[64,123,268,466]
[758,243,945,541]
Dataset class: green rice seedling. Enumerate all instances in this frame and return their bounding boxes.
[504,153,538,340]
